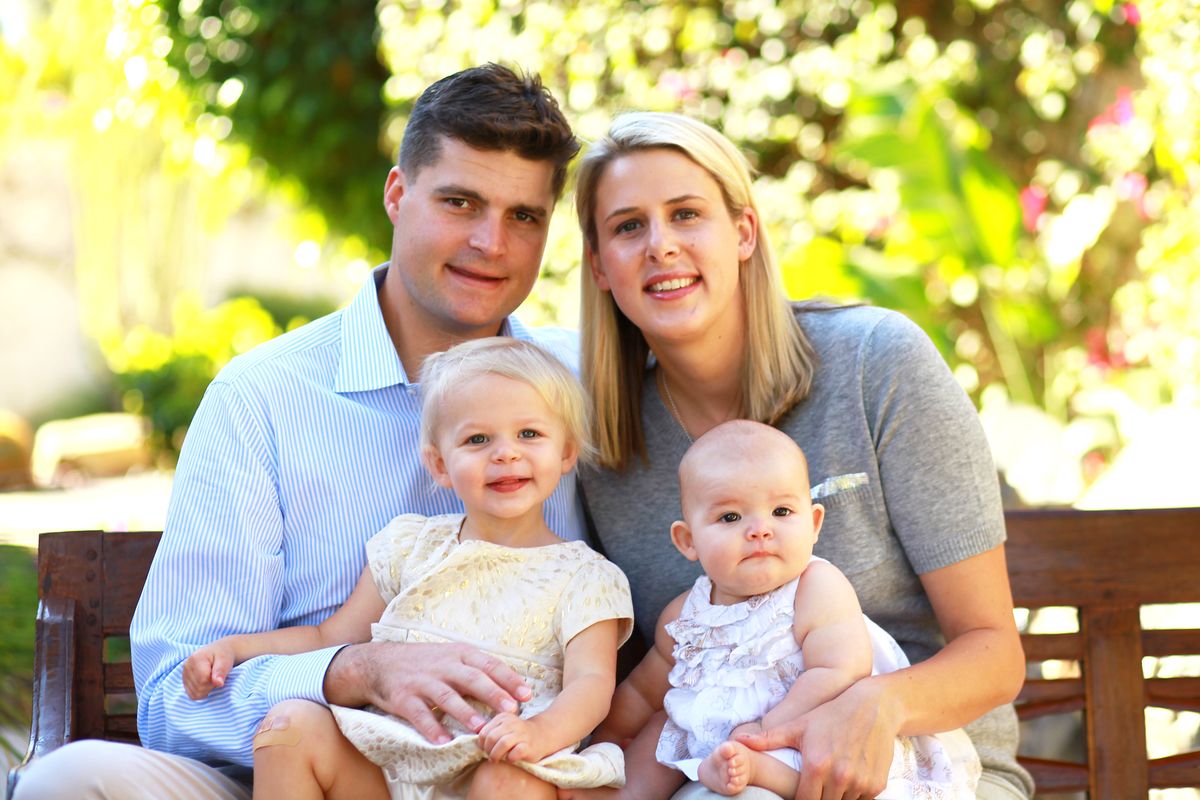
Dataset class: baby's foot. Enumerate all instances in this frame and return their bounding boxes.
[698,741,752,796]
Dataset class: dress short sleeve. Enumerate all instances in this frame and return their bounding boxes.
[364,514,431,603]
[556,556,635,650]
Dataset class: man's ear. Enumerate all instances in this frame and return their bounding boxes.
[585,245,611,291]
[421,444,453,489]
[670,520,699,561]
[383,166,408,225]
[811,502,825,542]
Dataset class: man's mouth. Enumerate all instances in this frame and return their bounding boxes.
[448,264,504,284]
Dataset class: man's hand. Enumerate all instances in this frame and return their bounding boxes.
[478,711,541,763]
[324,641,531,744]
[182,640,235,700]
[734,680,896,800]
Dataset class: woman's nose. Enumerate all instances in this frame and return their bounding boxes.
[645,220,680,261]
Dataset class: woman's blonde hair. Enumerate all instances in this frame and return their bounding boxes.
[419,337,595,464]
[575,112,816,470]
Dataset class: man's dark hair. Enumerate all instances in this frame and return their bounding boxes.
[398,63,580,199]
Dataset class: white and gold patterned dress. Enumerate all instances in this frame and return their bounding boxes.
[331,514,634,800]
[657,559,981,799]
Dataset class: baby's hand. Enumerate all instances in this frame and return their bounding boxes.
[182,640,235,700]
[730,720,764,739]
[478,711,539,763]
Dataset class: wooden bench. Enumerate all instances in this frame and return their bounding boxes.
[8,509,1200,798]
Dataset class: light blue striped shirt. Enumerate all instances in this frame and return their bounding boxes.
[130,267,583,766]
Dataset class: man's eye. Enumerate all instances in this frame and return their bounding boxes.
[719,512,741,523]
[518,429,540,439]
[466,433,487,445]
[773,507,793,517]
[446,198,470,209]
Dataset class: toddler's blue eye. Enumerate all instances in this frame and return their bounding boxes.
[773,507,792,517]
[467,434,487,445]
[719,512,741,523]
[518,429,540,439]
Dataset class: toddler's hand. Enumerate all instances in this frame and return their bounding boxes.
[182,640,235,700]
[478,711,539,763]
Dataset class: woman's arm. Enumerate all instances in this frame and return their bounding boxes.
[738,546,1023,799]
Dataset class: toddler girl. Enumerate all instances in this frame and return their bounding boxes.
[570,419,979,799]
[184,337,633,800]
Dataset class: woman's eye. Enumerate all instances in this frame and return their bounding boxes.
[719,512,741,523]
[518,429,540,439]
[466,433,487,445]
[675,208,699,221]
[773,507,793,517]
[614,219,640,235]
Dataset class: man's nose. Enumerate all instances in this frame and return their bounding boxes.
[469,215,507,257]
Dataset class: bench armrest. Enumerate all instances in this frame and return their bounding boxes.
[7,596,75,798]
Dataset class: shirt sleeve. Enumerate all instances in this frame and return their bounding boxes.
[130,379,339,767]
[555,555,635,650]
[365,514,429,602]
[861,312,1006,573]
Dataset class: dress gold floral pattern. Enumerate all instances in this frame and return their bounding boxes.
[331,514,633,800]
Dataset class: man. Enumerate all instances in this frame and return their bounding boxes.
[15,63,581,799]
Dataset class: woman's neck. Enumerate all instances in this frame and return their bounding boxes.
[650,327,746,441]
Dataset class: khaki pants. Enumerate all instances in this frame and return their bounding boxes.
[12,740,251,800]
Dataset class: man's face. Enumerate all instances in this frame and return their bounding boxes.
[382,136,557,342]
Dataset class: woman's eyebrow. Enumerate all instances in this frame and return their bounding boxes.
[603,194,705,223]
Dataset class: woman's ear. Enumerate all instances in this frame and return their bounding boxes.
[736,206,758,262]
[421,445,454,489]
[670,520,699,561]
[586,244,611,291]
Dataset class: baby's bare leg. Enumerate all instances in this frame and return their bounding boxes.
[698,741,799,798]
[252,699,388,800]
[563,710,686,800]
[468,761,556,800]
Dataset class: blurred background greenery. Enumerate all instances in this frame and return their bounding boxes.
[1,0,1197,777]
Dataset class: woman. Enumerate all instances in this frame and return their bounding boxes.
[574,112,1031,800]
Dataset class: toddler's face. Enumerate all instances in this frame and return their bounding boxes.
[672,443,823,605]
[423,373,576,525]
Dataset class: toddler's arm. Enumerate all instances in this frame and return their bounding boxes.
[182,567,385,701]
[760,560,873,730]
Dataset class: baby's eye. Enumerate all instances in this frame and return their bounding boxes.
[772,507,793,517]
[466,433,488,445]
[518,429,540,439]
[719,512,741,523]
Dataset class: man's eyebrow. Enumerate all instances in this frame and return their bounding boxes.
[435,184,548,219]
[603,194,705,223]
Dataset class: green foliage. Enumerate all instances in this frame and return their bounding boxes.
[0,546,36,758]
[158,0,394,249]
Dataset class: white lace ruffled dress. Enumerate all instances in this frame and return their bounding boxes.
[656,561,981,798]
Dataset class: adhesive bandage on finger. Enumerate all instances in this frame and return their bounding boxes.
[252,713,302,750]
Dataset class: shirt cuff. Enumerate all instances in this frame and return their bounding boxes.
[264,645,344,707]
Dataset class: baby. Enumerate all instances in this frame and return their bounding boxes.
[569,420,980,799]
[183,337,633,800]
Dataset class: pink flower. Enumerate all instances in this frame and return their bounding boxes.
[1089,87,1136,130]
[1116,172,1149,218]
[1123,3,1141,25]
[1020,186,1048,233]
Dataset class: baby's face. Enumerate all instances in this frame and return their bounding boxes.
[674,443,822,605]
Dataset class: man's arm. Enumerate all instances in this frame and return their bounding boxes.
[132,380,348,765]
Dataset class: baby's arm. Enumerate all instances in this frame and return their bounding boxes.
[182,567,385,700]
[479,617,620,762]
[757,560,873,731]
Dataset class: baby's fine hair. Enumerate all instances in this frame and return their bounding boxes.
[418,337,595,463]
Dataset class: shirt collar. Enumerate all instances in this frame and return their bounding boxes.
[335,265,525,393]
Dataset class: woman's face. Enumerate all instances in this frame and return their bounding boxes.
[587,148,757,348]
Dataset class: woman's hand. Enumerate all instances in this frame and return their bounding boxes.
[735,678,898,800]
